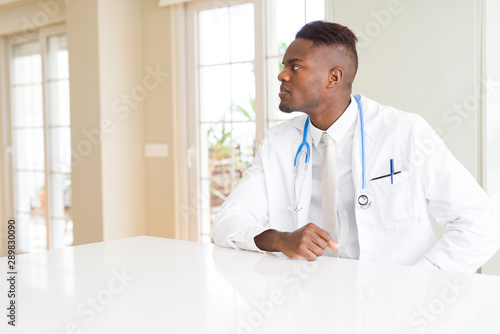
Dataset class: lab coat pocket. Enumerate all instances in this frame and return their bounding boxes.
[367,171,416,226]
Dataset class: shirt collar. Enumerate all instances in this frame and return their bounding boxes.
[309,95,358,146]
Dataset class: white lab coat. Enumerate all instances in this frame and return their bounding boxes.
[212,94,500,273]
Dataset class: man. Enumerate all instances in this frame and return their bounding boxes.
[212,21,500,273]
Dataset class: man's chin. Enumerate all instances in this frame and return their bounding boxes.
[279,103,294,114]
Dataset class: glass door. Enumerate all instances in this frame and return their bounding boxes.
[9,28,72,253]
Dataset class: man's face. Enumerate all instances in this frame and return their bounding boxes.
[278,38,332,114]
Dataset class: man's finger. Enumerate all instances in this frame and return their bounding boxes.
[308,224,331,243]
[308,242,325,257]
[328,240,339,250]
[310,233,329,250]
[302,249,318,261]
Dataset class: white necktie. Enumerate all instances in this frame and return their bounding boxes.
[321,132,339,257]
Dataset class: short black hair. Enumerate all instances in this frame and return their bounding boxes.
[296,21,358,72]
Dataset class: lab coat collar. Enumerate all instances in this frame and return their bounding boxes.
[288,113,309,130]
[309,95,358,147]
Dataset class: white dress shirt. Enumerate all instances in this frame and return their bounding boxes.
[308,96,360,259]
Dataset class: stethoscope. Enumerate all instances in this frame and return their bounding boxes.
[292,95,373,211]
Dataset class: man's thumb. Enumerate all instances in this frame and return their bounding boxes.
[328,240,339,250]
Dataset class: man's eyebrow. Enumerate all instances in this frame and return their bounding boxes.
[282,58,304,64]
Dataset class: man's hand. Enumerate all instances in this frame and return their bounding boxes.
[254,223,338,261]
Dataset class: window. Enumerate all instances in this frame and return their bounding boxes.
[186,0,327,242]
[7,26,71,253]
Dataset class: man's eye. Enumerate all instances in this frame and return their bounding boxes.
[293,65,300,71]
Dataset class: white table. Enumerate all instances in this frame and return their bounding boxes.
[2,236,500,333]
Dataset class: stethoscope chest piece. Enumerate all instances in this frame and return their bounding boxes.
[358,193,372,209]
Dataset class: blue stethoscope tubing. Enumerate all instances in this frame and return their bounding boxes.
[292,116,310,211]
[354,95,366,190]
[292,95,371,212]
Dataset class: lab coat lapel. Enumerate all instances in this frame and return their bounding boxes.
[290,132,304,214]
[297,146,312,228]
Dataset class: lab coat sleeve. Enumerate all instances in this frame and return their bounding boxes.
[413,115,500,272]
[211,138,271,252]
[414,257,439,270]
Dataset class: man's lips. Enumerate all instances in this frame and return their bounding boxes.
[279,86,289,98]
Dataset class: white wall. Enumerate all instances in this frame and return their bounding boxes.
[0,0,65,36]
[97,0,147,241]
[142,0,177,239]
[480,0,500,276]
[65,0,104,245]
[64,0,175,243]
[334,0,480,177]
[67,0,147,243]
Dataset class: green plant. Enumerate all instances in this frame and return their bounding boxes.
[207,95,255,201]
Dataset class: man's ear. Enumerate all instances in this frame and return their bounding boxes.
[327,67,343,88]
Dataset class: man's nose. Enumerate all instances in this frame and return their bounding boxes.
[277,68,290,82]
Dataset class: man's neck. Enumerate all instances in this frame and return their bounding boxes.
[308,94,352,131]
